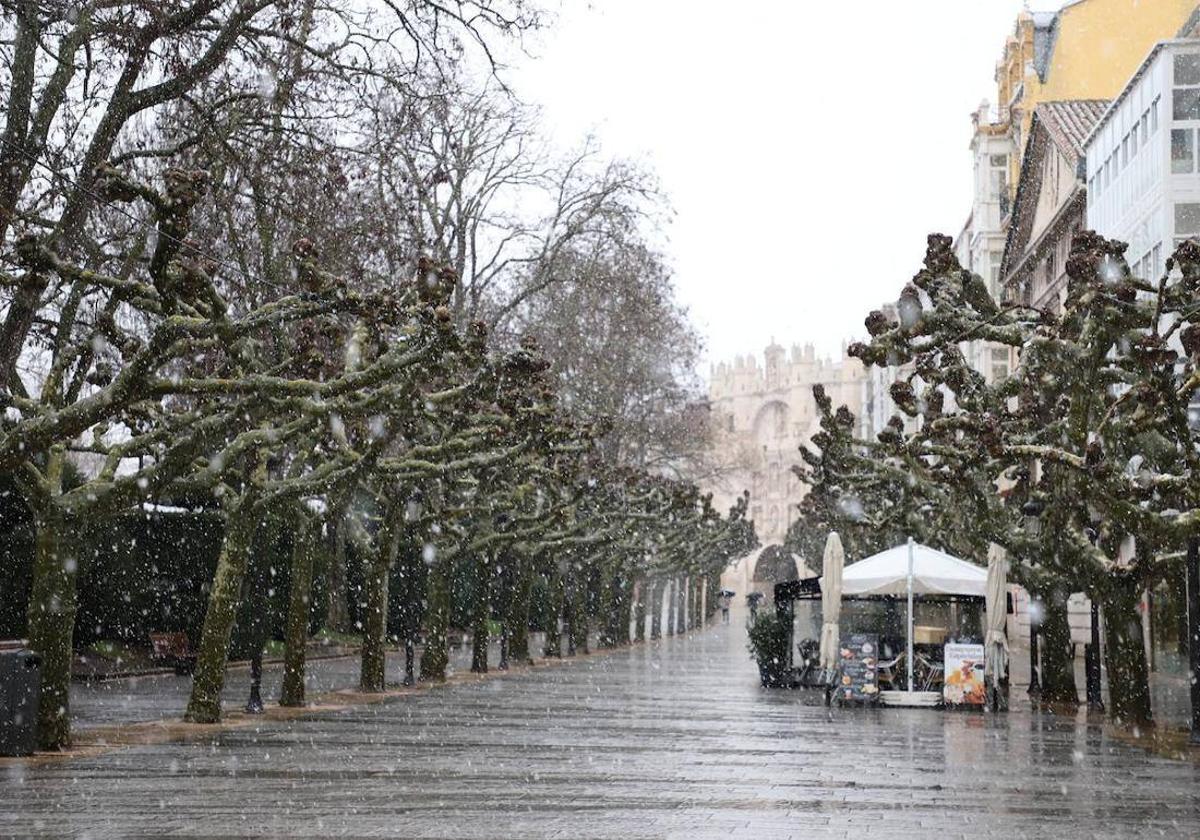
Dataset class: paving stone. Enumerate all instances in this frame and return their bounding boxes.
[2,616,1199,839]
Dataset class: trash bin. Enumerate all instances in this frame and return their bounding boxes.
[0,640,41,756]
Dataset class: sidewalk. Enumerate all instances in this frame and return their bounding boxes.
[68,632,595,731]
[1007,638,1193,728]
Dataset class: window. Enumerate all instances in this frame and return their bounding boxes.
[1122,135,1129,166]
[989,154,1008,168]
[1173,88,1200,121]
[1141,112,1149,144]
[991,168,1008,203]
[1153,243,1162,276]
[991,348,1010,381]
[1175,203,1200,244]
[1172,128,1194,173]
[1130,126,1138,157]
[1153,97,1160,132]
[1176,52,1200,85]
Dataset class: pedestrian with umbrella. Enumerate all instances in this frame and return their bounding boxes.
[718,589,735,624]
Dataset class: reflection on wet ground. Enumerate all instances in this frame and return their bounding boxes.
[4,617,1199,839]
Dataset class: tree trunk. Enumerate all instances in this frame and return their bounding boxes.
[471,554,491,673]
[325,511,350,633]
[650,579,663,640]
[507,557,533,665]
[677,577,689,634]
[666,578,677,637]
[618,576,634,646]
[599,564,619,648]
[634,579,647,642]
[1036,590,1079,705]
[569,575,588,654]
[360,515,398,692]
[25,461,77,750]
[1101,575,1154,725]
[280,511,315,707]
[419,557,450,681]
[543,570,562,658]
[186,501,258,723]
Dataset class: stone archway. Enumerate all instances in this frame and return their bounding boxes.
[751,544,799,584]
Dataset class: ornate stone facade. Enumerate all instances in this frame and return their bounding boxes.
[706,342,865,587]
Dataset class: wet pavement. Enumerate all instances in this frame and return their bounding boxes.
[69,639,500,730]
[4,615,1200,839]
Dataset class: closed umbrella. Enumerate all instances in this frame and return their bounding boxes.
[818,532,844,676]
[984,543,1009,685]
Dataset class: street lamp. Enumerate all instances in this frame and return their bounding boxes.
[1083,522,1105,713]
[1186,404,1200,744]
[1021,497,1044,697]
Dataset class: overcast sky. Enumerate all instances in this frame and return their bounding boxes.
[512,1,1065,370]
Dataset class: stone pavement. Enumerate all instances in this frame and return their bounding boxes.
[68,638,501,730]
[4,615,1200,839]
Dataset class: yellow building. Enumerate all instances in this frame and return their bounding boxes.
[997,0,1197,191]
[956,1,1196,382]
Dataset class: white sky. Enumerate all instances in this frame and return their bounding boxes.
[513,1,1066,369]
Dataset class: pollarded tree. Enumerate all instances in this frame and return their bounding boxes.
[842,231,1200,723]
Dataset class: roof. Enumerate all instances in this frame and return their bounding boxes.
[999,100,1107,283]
[1032,11,1059,83]
[1036,100,1110,157]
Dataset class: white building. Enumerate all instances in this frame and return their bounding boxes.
[1084,39,1200,280]
[955,101,1017,386]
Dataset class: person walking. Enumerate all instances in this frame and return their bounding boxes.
[718,591,732,624]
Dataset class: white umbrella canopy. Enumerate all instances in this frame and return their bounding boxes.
[818,532,844,671]
[984,543,1009,681]
[840,543,987,597]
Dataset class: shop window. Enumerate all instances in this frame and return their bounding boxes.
[1171,128,1194,173]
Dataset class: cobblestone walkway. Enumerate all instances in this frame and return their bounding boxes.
[4,616,1200,839]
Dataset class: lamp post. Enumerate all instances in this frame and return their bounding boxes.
[1021,498,1043,697]
[1082,524,1104,712]
[1187,404,1200,744]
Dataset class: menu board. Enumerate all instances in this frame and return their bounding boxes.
[943,643,986,706]
[837,633,879,703]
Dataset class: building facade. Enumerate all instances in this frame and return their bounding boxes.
[1002,100,1110,309]
[1084,40,1200,280]
[706,343,865,583]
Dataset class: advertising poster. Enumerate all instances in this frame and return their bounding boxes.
[837,633,879,703]
[943,643,986,706]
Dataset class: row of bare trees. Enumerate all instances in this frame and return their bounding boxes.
[0,1,751,750]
